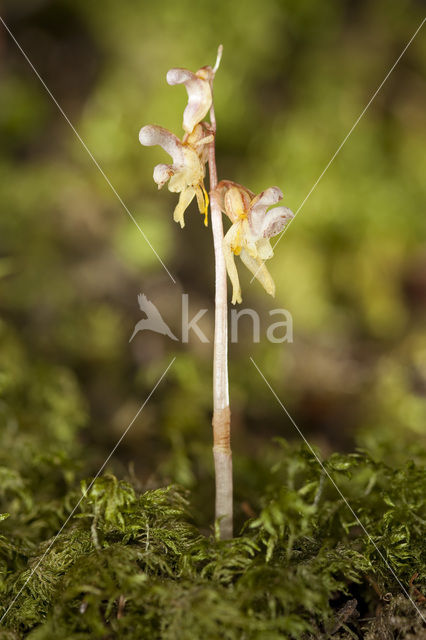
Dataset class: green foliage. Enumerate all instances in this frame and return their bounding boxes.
[0,325,424,637]
[0,436,424,639]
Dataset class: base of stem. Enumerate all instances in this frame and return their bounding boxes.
[212,406,232,538]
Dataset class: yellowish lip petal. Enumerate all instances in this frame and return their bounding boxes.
[240,249,275,297]
[229,220,244,255]
[173,186,196,228]
[224,230,243,304]
[256,238,274,260]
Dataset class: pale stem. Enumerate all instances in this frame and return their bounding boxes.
[208,45,233,539]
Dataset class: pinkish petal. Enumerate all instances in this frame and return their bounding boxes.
[166,67,194,85]
[139,125,184,165]
[261,206,294,238]
[250,186,283,212]
[166,67,212,133]
[248,187,284,236]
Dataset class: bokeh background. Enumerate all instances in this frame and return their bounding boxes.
[1,0,425,525]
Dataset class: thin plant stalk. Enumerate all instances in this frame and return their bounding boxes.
[208,45,233,539]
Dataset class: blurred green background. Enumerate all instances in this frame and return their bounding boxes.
[1,0,425,523]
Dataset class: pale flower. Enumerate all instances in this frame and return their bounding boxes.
[216,181,293,304]
[139,124,211,228]
[139,63,214,228]
[166,66,213,134]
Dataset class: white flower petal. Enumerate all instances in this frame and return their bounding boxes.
[153,163,175,189]
[166,67,194,85]
[166,67,212,133]
[139,125,184,165]
[251,186,283,209]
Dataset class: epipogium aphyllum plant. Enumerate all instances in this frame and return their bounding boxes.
[139,46,293,539]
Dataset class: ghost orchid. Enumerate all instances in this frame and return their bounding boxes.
[138,46,296,541]
[217,181,293,304]
[139,124,210,228]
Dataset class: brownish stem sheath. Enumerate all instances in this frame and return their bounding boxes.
[208,45,233,539]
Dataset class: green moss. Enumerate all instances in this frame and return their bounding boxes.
[0,440,424,639]
[0,319,425,638]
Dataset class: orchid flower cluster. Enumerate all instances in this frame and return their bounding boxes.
[139,57,293,303]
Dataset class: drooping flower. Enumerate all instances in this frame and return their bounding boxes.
[166,66,213,134]
[216,181,293,304]
[139,124,211,228]
[139,62,215,228]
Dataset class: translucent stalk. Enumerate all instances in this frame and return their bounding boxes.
[208,45,233,539]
